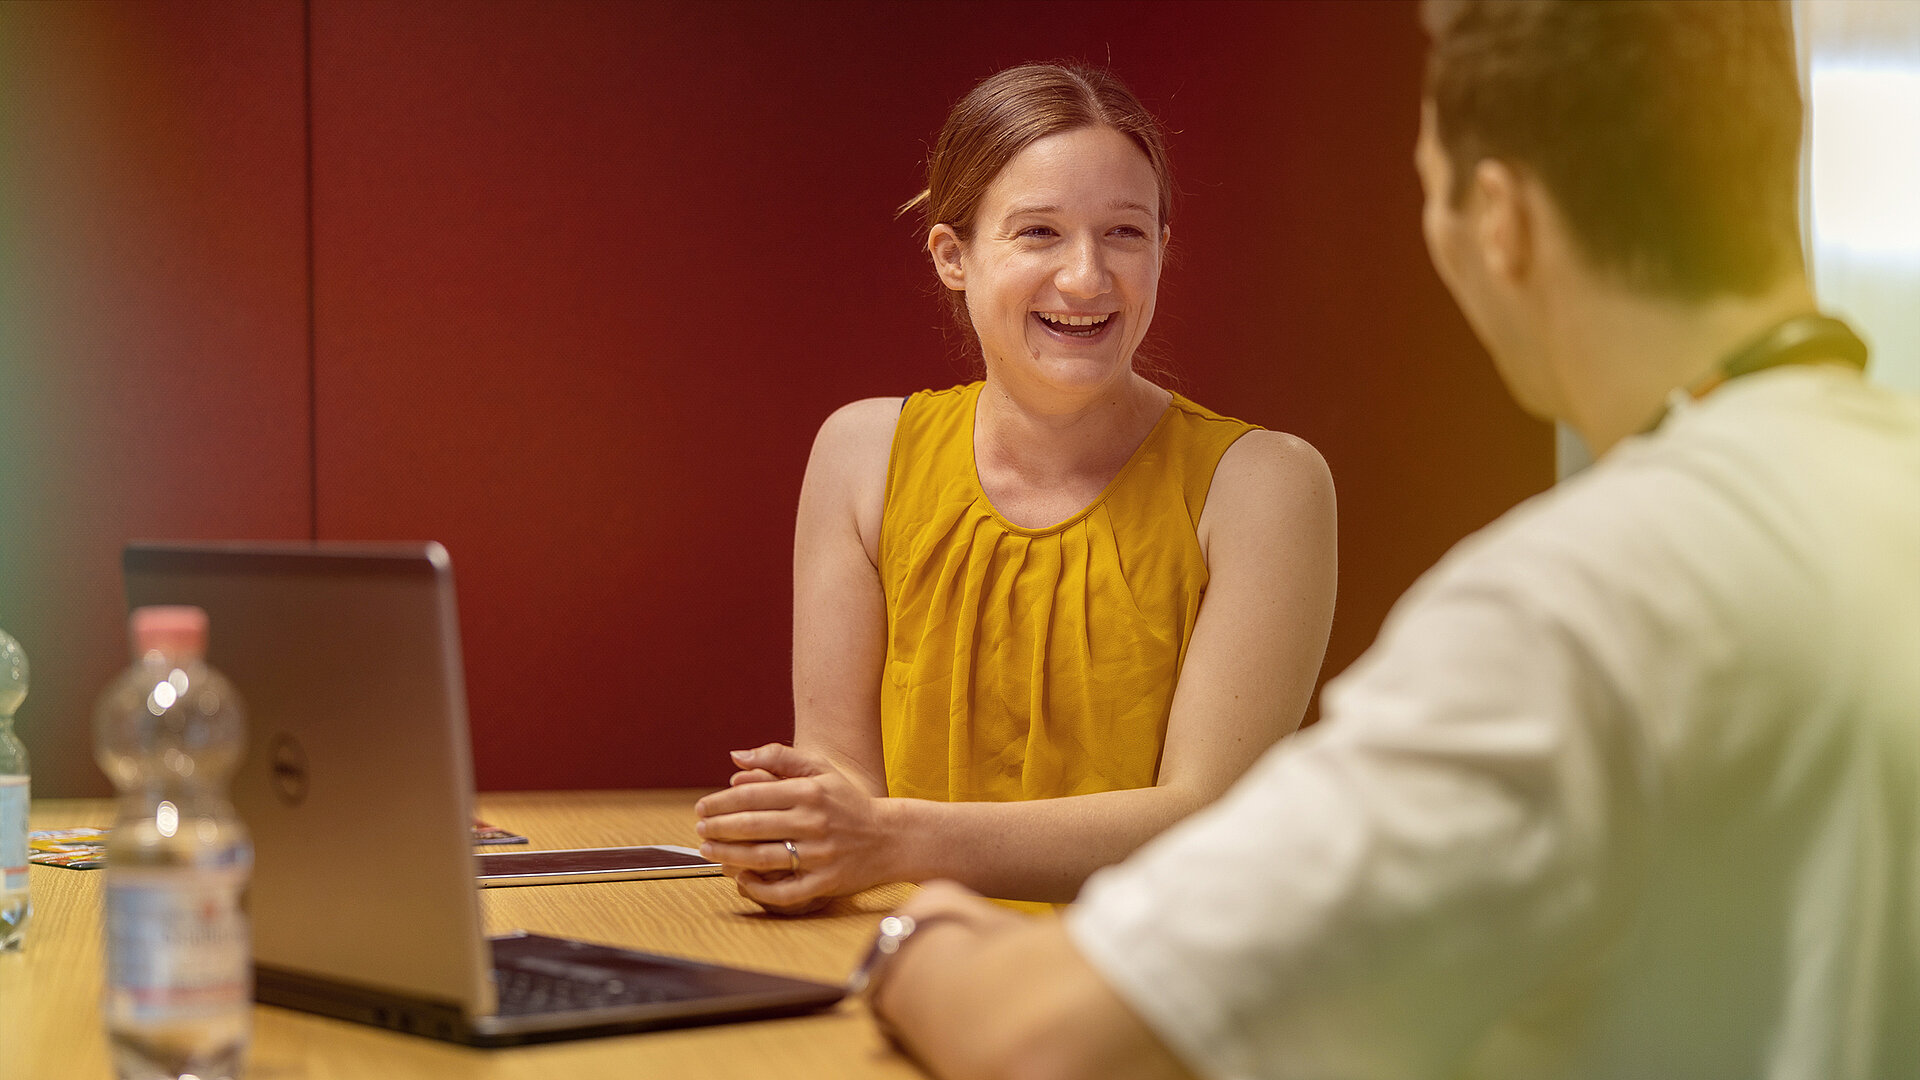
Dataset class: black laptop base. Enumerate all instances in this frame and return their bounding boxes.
[255,933,846,1047]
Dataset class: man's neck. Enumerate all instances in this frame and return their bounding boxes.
[1552,275,1819,456]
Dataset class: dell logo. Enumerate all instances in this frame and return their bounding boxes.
[268,733,309,806]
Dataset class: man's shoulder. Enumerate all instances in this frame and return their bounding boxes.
[1379,443,1798,658]
[1374,379,1919,706]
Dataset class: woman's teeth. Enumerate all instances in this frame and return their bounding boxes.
[1036,312,1112,336]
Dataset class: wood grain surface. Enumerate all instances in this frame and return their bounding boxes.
[3,791,924,1080]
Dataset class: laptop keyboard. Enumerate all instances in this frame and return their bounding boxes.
[490,935,716,1018]
[495,964,691,1016]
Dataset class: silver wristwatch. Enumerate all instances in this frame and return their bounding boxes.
[846,913,932,995]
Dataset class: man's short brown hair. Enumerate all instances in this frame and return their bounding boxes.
[1423,0,1804,299]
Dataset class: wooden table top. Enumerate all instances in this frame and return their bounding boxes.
[2,790,925,1080]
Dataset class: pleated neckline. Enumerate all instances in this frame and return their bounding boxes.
[963,381,1180,538]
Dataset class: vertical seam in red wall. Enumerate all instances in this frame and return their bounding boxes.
[302,0,318,542]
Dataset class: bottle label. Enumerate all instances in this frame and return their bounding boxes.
[105,865,251,1021]
[0,775,26,892]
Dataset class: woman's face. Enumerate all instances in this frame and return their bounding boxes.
[930,125,1167,399]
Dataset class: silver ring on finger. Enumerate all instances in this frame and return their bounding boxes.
[783,839,800,875]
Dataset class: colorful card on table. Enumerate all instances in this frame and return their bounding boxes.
[470,820,529,845]
[28,827,109,869]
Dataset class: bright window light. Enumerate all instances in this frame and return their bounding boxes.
[1809,65,1920,264]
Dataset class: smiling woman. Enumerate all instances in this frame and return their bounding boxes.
[692,63,1339,915]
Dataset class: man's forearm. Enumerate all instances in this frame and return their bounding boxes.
[876,904,1197,1080]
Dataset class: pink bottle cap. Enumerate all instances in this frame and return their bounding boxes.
[130,605,209,661]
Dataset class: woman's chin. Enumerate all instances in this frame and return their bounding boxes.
[992,368,1130,405]
[990,342,1139,391]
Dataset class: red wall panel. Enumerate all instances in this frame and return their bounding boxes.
[0,1,312,796]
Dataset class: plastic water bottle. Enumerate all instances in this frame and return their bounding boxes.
[95,606,252,1080]
[0,627,28,951]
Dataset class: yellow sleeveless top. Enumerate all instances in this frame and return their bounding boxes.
[878,381,1258,803]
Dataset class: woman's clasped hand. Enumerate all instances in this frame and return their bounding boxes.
[694,744,892,915]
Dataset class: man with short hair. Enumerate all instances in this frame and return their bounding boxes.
[862,2,1920,1078]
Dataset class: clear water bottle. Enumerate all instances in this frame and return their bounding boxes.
[95,606,252,1080]
[1,627,28,951]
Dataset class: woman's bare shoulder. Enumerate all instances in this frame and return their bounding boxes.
[811,396,906,475]
[1201,428,1336,547]
[802,398,909,554]
[1219,428,1331,494]
[819,395,907,440]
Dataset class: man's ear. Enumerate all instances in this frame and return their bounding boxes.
[929,225,966,290]
[1471,159,1532,285]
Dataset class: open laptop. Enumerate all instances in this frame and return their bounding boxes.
[122,540,844,1046]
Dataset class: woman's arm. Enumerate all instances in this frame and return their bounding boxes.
[697,429,1337,908]
[785,396,901,796]
[1158,429,1339,806]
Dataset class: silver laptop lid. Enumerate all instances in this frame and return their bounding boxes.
[123,541,495,1018]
